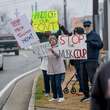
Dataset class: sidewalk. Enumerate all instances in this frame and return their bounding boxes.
[2,70,41,110]
[34,67,90,110]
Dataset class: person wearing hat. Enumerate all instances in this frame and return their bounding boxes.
[80,20,103,102]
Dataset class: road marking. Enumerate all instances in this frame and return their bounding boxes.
[0,67,40,109]
[0,66,40,94]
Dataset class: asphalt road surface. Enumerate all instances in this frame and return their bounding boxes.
[0,50,41,91]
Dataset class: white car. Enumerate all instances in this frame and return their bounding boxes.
[0,54,3,70]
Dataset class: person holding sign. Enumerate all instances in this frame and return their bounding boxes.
[47,35,65,103]
[70,27,85,95]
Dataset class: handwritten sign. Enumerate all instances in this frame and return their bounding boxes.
[9,15,39,48]
[58,35,87,59]
[33,42,51,58]
[32,10,59,32]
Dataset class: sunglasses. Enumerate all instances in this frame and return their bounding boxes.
[83,25,90,27]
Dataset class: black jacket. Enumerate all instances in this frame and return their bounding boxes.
[86,31,103,61]
[91,62,110,110]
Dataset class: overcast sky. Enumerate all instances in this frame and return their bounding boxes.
[0,0,103,18]
[0,0,104,30]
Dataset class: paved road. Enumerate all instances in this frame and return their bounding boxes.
[2,71,40,110]
[0,50,41,91]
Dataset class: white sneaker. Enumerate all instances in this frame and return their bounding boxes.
[44,93,49,97]
[57,97,64,103]
[48,98,57,102]
[84,97,91,103]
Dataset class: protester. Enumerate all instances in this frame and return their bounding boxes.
[56,24,72,69]
[39,32,51,96]
[70,27,85,95]
[80,20,103,102]
[47,35,65,103]
[40,56,50,96]
[91,62,110,110]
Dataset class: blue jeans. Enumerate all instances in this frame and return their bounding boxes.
[50,74,63,98]
[61,73,65,83]
[42,70,50,94]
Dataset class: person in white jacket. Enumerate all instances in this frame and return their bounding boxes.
[40,56,50,96]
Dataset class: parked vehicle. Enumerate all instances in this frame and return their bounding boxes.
[0,54,3,70]
[0,34,19,55]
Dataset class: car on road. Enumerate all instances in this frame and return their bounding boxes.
[0,34,19,55]
[0,54,3,70]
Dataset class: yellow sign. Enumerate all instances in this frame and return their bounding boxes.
[32,11,59,32]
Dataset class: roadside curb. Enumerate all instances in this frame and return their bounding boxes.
[0,67,40,109]
[28,70,41,110]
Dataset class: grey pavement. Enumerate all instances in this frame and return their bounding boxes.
[2,71,40,110]
[0,50,41,91]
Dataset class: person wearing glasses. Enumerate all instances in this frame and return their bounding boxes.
[80,20,103,102]
[47,35,65,103]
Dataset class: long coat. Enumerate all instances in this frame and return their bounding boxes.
[47,48,65,75]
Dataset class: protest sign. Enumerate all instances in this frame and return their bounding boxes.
[33,42,51,58]
[32,10,59,32]
[58,34,87,59]
[9,15,39,48]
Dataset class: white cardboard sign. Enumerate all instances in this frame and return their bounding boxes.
[9,15,39,48]
[58,34,87,59]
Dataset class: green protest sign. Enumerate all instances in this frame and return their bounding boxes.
[32,10,59,32]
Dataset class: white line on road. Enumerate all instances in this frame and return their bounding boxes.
[0,66,40,109]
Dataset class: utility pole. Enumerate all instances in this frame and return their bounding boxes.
[64,0,67,28]
[107,0,110,59]
[103,0,108,50]
[31,5,34,12]
[35,1,37,11]
[15,8,20,17]
[93,0,99,32]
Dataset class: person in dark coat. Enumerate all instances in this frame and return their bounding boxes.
[80,20,103,102]
[91,62,110,110]
[70,27,85,94]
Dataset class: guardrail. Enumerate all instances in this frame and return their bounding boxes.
[0,67,39,109]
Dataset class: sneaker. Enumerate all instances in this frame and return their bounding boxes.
[80,96,90,102]
[57,97,65,103]
[48,98,57,102]
[44,93,49,97]
[84,97,91,103]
